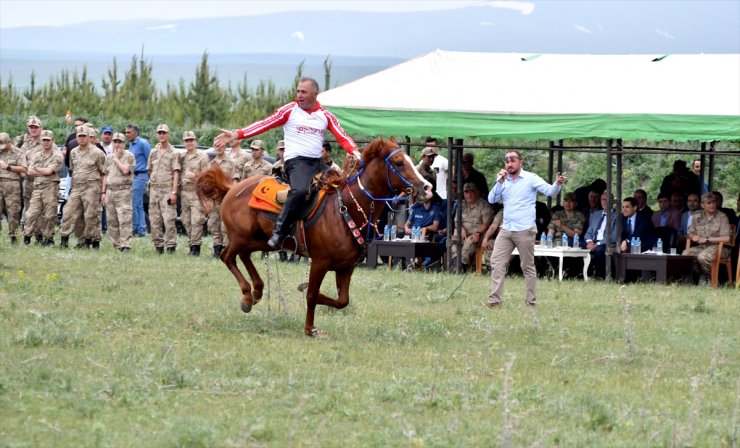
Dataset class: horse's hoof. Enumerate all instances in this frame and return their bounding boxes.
[297,282,308,293]
[241,301,252,313]
[305,328,327,338]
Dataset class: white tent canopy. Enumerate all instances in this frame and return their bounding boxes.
[318,50,740,142]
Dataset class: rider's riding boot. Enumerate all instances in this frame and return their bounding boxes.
[268,206,293,249]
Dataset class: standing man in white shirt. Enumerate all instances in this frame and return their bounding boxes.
[486,151,566,308]
[214,76,360,249]
[426,137,449,200]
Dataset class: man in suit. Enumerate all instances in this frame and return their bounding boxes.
[634,189,653,218]
[651,193,681,233]
[619,197,656,252]
[584,192,619,278]
[679,193,701,243]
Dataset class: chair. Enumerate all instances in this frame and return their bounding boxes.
[475,247,485,274]
[654,226,678,249]
[686,224,736,287]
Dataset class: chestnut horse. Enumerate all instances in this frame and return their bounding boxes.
[196,137,432,336]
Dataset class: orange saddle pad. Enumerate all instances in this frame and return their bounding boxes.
[248,177,328,221]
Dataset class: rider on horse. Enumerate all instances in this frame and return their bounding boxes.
[215,76,361,249]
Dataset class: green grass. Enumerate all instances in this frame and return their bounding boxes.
[1,236,738,447]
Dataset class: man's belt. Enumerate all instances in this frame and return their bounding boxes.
[108,184,132,190]
[149,182,172,188]
[0,177,21,182]
[134,170,148,175]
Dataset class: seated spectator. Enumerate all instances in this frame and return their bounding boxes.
[547,192,585,245]
[535,200,552,237]
[461,153,488,196]
[575,178,606,217]
[679,193,701,245]
[584,192,619,278]
[651,193,681,233]
[619,197,656,252]
[670,192,684,214]
[713,190,738,226]
[404,194,441,238]
[684,192,732,283]
[449,182,492,271]
[480,207,503,271]
[634,189,653,218]
[580,188,604,229]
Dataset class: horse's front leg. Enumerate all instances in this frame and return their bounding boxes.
[304,263,330,337]
[239,252,265,304]
[221,244,254,313]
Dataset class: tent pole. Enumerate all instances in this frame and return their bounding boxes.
[708,141,716,192]
[699,142,707,193]
[605,139,613,282]
[445,137,454,273]
[547,141,555,209]
[403,136,411,155]
[454,138,465,274]
[615,139,624,255]
[556,139,564,206]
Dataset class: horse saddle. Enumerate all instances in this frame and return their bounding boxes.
[248,174,331,224]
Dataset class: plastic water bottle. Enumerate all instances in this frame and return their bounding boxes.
[562,233,568,248]
[656,238,663,254]
[573,233,580,248]
[413,226,419,242]
[630,237,636,253]
[383,225,389,241]
[540,232,547,247]
[546,234,553,248]
[390,225,397,241]
[636,237,641,254]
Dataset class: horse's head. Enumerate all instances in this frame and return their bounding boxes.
[356,136,433,201]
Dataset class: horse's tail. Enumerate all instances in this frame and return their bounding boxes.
[195,166,231,211]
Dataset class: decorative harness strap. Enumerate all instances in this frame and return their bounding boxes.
[337,192,369,260]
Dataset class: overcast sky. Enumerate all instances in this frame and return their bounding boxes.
[1,0,513,28]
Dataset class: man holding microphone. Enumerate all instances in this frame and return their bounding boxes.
[486,151,567,308]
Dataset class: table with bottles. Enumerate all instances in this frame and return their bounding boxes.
[513,241,592,281]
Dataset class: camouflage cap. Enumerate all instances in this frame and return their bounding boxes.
[182,131,196,140]
[86,126,97,137]
[463,182,477,192]
[0,132,10,150]
[112,132,126,142]
[563,192,577,201]
[276,140,285,150]
[27,115,42,127]
[250,139,265,150]
[421,146,437,157]
[40,130,54,140]
[156,124,170,133]
[76,125,89,136]
[701,192,716,203]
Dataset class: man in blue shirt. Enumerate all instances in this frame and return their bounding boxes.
[126,124,151,237]
[486,151,566,308]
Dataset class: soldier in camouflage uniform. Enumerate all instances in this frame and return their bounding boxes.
[60,126,106,249]
[15,116,45,242]
[147,124,181,254]
[179,131,210,256]
[416,147,437,185]
[241,140,273,179]
[102,133,135,251]
[481,208,504,270]
[23,130,63,245]
[0,132,28,244]
[547,192,585,242]
[228,137,251,182]
[685,192,732,280]
[207,143,236,258]
[271,140,286,178]
[449,182,493,271]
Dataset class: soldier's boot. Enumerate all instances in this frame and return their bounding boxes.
[213,245,223,258]
[60,236,69,248]
[23,235,32,245]
[155,247,164,254]
[44,238,55,247]
[91,241,100,250]
[166,247,176,254]
[189,245,200,257]
[34,234,43,245]
[10,236,18,245]
[120,247,130,252]
[83,238,92,249]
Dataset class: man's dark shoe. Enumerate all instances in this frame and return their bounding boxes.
[10,236,18,245]
[166,247,176,254]
[35,234,43,245]
[120,247,130,252]
[267,233,283,249]
[189,245,200,257]
[43,238,55,246]
[156,246,164,254]
[91,241,100,250]
[60,236,69,248]
[23,235,31,245]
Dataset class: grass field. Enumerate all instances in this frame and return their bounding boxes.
[1,236,738,447]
